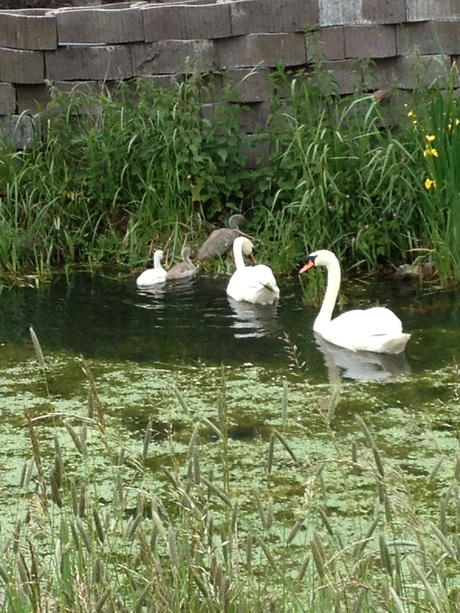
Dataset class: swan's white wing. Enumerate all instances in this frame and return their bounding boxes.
[331,307,403,335]
[227,265,279,305]
[136,268,167,287]
[322,307,409,354]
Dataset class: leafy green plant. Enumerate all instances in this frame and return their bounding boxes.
[407,62,460,283]
[251,66,422,281]
[0,74,251,281]
[0,62,459,286]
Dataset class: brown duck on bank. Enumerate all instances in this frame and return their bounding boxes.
[166,247,196,280]
[196,214,245,261]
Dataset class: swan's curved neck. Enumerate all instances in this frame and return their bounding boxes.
[233,243,246,270]
[154,253,163,269]
[315,257,341,331]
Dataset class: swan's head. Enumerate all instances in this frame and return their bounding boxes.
[182,247,192,260]
[299,249,337,274]
[228,214,245,230]
[234,236,256,262]
[153,249,164,263]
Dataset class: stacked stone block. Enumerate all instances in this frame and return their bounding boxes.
[0,0,459,149]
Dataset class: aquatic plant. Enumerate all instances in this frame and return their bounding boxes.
[2,328,460,611]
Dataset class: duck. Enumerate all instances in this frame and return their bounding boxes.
[136,249,167,287]
[197,214,245,261]
[299,249,410,354]
[226,236,280,305]
[166,247,196,280]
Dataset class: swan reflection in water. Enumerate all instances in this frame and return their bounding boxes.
[135,283,166,310]
[315,333,410,383]
[227,298,280,339]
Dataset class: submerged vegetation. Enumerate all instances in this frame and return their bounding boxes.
[1,327,460,611]
[0,60,459,286]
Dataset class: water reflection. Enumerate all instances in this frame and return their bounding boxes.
[135,283,166,309]
[315,333,411,383]
[2,272,460,379]
[227,298,280,339]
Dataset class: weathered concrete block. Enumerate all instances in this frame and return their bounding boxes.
[53,80,100,94]
[107,75,184,107]
[16,83,51,113]
[138,74,185,86]
[0,11,57,50]
[142,3,231,41]
[230,0,319,36]
[0,82,16,114]
[49,81,103,115]
[16,82,99,115]
[0,114,41,149]
[0,47,44,84]
[56,7,144,45]
[361,0,406,24]
[320,0,406,26]
[307,26,345,60]
[222,68,271,102]
[45,45,133,81]
[316,59,363,93]
[219,33,307,69]
[397,22,460,55]
[371,54,451,89]
[319,0,363,26]
[407,0,460,22]
[344,25,397,58]
[233,100,270,133]
[201,99,268,132]
[132,40,217,75]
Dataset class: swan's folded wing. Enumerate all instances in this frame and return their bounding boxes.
[330,307,403,336]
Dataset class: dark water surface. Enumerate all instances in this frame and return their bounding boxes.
[1,272,460,381]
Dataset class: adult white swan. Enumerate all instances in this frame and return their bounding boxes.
[299,249,410,354]
[227,237,280,305]
[136,249,167,287]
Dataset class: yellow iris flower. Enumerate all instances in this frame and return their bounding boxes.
[425,178,436,190]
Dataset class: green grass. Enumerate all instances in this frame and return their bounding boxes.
[0,62,458,287]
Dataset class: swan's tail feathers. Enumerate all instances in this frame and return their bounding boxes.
[258,280,279,295]
[379,333,411,355]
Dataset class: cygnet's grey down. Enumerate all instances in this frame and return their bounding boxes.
[196,214,245,261]
[166,247,196,280]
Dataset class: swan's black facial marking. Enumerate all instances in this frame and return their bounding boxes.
[299,254,317,275]
[249,248,256,264]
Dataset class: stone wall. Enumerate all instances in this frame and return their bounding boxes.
[0,0,459,148]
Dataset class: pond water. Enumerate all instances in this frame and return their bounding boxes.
[1,271,460,546]
[2,272,460,380]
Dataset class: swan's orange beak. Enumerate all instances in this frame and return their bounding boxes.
[299,260,314,274]
[249,251,256,264]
